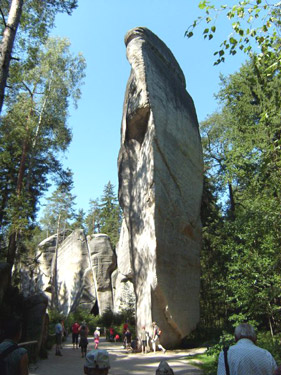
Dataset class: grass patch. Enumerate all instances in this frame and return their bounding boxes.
[185,353,217,375]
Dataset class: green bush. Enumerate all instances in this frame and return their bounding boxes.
[48,308,65,334]
[66,308,100,334]
[257,331,281,364]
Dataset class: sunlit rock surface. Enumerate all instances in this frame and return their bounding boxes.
[36,229,96,315]
[112,220,136,313]
[118,27,203,347]
[56,229,93,314]
[87,234,117,315]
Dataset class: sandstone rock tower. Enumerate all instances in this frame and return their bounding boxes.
[118,27,203,347]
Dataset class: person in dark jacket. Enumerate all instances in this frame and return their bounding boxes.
[0,318,29,375]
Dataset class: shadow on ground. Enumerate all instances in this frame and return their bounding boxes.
[30,336,204,375]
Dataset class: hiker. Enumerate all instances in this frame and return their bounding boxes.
[72,321,80,349]
[217,323,277,375]
[109,327,114,341]
[79,324,89,358]
[124,328,132,349]
[152,322,166,354]
[114,334,120,342]
[131,338,139,353]
[140,326,149,354]
[94,327,100,350]
[0,318,29,375]
[55,319,63,356]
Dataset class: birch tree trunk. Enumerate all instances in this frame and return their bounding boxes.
[0,0,23,113]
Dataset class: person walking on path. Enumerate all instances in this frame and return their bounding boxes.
[55,320,63,356]
[140,326,149,354]
[217,323,277,375]
[109,327,114,341]
[78,324,89,358]
[124,328,132,349]
[71,321,80,349]
[0,318,29,375]
[94,327,100,350]
[152,322,166,354]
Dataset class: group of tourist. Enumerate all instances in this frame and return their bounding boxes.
[139,322,166,354]
[113,321,166,355]
[55,320,101,358]
[3,318,281,374]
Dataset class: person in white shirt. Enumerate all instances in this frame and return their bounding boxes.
[217,323,277,375]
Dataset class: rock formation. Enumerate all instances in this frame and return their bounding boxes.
[55,229,93,315]
[33,229,117,316]
[87,234,117,315]
[156,361,175,375]
[112,220,135,313]
[118,27,203,347]
[0,262,49,361]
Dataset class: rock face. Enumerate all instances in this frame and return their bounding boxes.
[87,234,117,315]
[0,262,10,306]
[34,230,117,316]
[56,229,93,315]
[36,229,97,315]
[112,221,135,313]
[118,27,203,347]
[23,293,49,360]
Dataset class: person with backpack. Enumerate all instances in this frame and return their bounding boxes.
[152,322,166,354]
[217,323,277,375]
[123,328,132,349]
[55,319,63,356]
[78,324,89,358]
[0,318,29,375]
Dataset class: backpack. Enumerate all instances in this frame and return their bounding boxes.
[156,326,162,336]
[0,344,19,375]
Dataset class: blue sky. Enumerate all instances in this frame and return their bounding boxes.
[42,0,246,217]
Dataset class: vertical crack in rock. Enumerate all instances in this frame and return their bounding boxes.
[117,27,203,348]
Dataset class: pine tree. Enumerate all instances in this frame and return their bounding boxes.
[85,182,122,247]
[0,36,85,269]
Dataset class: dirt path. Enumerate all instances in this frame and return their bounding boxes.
[29,336,205,375]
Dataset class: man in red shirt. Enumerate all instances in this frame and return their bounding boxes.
[72,322,80,349]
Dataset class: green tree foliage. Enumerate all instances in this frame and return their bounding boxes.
[0,37,85,267]
[40,169,76,238]
[199,58,281,334]
[86,182,122,247]
[186,1,281,70]
[85,198,101,236]
[0,0,78,112]
[71,208,86,231]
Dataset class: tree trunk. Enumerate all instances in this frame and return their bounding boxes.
[7,108,33,267]
[0,0,23,113]
[7,231,17,267]
[51,213,61,309]
[228,181,235,219]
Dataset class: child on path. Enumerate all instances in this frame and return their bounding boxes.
[94,327,100,350]
[140,326,149,354]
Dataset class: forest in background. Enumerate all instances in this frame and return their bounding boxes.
[0,1,280,366]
